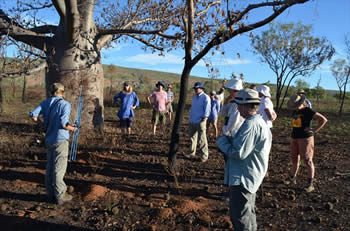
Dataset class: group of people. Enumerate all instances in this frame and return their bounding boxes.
[30,80,327,231]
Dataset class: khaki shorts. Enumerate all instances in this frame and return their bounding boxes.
[152,109,166,125]
[167,103,173,113]
[290,136,314,160]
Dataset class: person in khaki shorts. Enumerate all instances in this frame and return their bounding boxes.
[186,82,211,162]
[285,94,327,193]
[147,81,168,135]
[30,83,77,205]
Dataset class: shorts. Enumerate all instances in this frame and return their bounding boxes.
[120,118,133,128]
[167,103,173,113]
[208,118,218,126]
[152,109,166,126]
[290,136,314,160]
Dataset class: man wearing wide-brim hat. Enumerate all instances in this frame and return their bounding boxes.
[216,88,272,231]
[147,81,168,135]
[186,82,211,162]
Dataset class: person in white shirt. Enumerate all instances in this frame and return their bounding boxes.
[257,85,277,129]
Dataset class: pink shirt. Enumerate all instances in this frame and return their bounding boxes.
[149,90,168,112]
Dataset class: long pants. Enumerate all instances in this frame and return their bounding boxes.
[229,185,257,231]
[189,121,208,160]
[45,140,69,200]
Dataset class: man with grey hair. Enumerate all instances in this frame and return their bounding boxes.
[30,83,77,205]
[216,88,272,231]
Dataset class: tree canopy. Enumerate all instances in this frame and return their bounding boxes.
[250,21,334,110]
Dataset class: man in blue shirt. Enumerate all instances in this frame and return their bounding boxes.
[30,83,77,205]
[216,88,272,231]
[187,82,211,162]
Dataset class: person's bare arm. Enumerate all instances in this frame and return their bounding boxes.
[310,112,327,133]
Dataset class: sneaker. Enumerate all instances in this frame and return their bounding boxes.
[57,193,73,205]
[305,184,315,193]
[284,177,297,185]
[200,157,208,163]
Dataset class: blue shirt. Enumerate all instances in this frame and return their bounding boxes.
[216,114,272,193]
[30,96,71,144]
[209,98,220,120]
[113,91,139,119]
[189,92,211,123]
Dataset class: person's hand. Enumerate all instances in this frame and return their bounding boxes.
[131,106,136,110]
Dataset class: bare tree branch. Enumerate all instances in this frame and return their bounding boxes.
[65,0,80,43]
[52,0,66,19]
[127,34,164,51]
[195,1,222,18]
[30,25,58,34]
[0,61,47,79]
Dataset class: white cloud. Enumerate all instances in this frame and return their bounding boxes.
[125,53,183,65]
[197,57,251,67]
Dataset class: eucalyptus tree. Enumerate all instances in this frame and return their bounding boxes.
[331,59,349,116]
[166,0,311,171]
[0,0,175,130]
[251,22,334,111]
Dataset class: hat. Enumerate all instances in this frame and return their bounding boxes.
[193,82,205,89]
[123,81,130,86]
[225,78,243,91]
[156,81,165,88]
[287,94,306,110]
[210,90,216,95]
[297,89,306,95]
[234,88,261,104]
[257,85,271,97]
[167,84,172,89]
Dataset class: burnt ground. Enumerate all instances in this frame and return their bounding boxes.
[0,105,349,231]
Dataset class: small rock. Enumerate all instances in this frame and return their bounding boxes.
[305,206,315,212]
[1,204,7,212]
[325,202,334,211]
[68,186,74,193]
[122,177,127,182]
[112,206,119,215]
[289,194,296,201]
[33,155,39,161]
[34,206,41,211]
[314,216,322,224]
[17,211,26,217]
[165,192,170,201]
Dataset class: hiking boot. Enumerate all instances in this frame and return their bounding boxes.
[305,184,315,193]
[284,177,297,185]
[57,193,73,205]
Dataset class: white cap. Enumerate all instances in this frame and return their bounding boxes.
[225,78,243,91]
[257,85,271,97]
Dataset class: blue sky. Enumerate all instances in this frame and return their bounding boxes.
[102,0,350,91]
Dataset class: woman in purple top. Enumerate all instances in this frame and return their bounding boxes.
[113,81,139,136]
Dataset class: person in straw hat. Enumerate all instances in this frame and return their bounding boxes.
[30,83,77,205]
[297,89,312,108]
[217,88,272,231]
[256,85,277,129]
[285,94,327,193]
[208,90,220,138]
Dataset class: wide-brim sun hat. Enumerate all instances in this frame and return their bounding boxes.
[193,82,205,90]
[287,94,306,110]
[210,90,216,95]
[225,78,243,91]
[257,85,271,97]
[297,89,306,95]
[234,88,261,104]
[156,81,165,88]
[123,81,130,86]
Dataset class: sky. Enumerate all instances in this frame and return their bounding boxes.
[101,0,350,91]
[2,0,349,91]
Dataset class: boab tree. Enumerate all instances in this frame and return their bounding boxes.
[250,22,334,111]
[166,0,311,172]
[0,0,174,131]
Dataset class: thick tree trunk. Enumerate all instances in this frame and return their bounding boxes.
[45,26,104,132]
[0,78,3,114]
[22,75,27,103]
[168,66,191,172]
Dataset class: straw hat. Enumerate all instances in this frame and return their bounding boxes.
[234,88,261,104]
[155,81,165,88]
[287,94,306,110]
